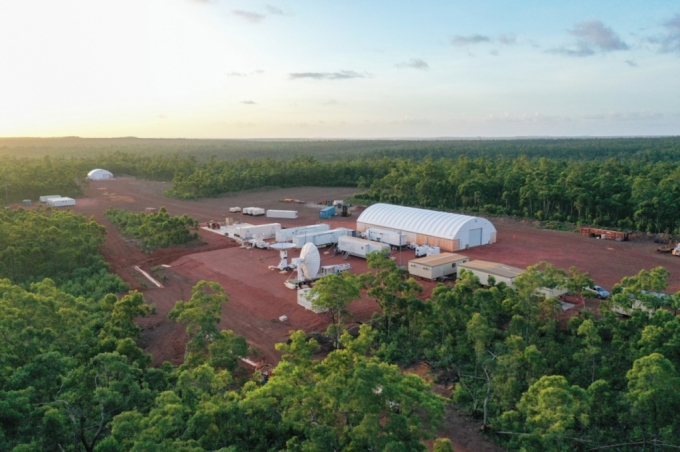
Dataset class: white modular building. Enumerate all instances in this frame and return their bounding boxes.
[356,203,496,252]
[292,227,353,248]
[266,210,298,219]
[39,195,61,202]
[47,197,76,207]
[337,236,391,259]
[276,224,331,242]
[87,169,114,180]
[234,223,281,240]
[363,228,408,247]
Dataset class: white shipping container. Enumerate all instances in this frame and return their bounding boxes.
[266,209,298,219]
[40,195,61,202]
[243,207,265,216]
[292,228,353,248]
[337,236,391,259]
[234,223,281,240]
[47,197,76,207]
[276,224,330,242]
[365,228,407,247]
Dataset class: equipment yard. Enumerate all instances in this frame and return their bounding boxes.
[75,177,680,367]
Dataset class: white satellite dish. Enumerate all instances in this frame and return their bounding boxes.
[269,242,297,271]
[299,242,320,280]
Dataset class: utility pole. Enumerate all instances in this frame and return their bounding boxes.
[4,173,7,207]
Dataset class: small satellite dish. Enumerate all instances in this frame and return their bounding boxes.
[299,242,320,280]
[269,242,297,271]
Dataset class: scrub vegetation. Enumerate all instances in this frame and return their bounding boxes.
[104,207,199,253]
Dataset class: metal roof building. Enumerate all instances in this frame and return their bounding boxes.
[87,169,114,180]
[356,203,496,252]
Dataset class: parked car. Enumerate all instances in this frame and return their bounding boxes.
[585,285,610,299]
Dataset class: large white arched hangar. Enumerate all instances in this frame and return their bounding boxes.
[356,203,497,252]
[87,169,114,180]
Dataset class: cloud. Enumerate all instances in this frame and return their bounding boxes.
[549,20,628,57]
[395,58,429,70]
[660,13,680,54]
[625,59,638,67]
[240,101,257,105]
[265,5,289,15]
[157,114,168,119]
[228,70,264,77]
[498,33,517,45]
[450,34,491,46]
[233,10,266,23]
[289,70,368,80]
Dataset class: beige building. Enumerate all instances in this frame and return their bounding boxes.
[408,253,470,281]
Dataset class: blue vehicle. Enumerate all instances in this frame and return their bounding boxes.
[585,285,610,299]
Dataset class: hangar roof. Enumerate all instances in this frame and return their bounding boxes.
[357,203,496,240]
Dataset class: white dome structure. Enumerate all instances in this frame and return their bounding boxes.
[356,203,496,252]
[87,169,114,180]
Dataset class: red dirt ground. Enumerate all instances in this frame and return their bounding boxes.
[71,177,680,452]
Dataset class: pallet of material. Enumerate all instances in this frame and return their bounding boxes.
[580,227,629,241]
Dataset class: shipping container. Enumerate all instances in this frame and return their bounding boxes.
[292,227,352,248]
[364,228,407,247]
[319,205,336,219]
[243,207,265,216]
[234,223,281,240]
[266,209,298,219]
[47,197,76,207]
[337,236,391,259]
[39,195,61,202]
[408,253,469,281]
[276,224,330,242]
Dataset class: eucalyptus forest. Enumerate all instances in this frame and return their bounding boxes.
[2,138,680,451]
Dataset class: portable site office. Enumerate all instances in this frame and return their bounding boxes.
[46,197,76,207]
[408,253,469,281]
[457,260,523,288]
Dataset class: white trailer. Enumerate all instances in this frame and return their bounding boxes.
[234,223,281,240]
[337,236,391,259]
[243,207,265,216]
[408,253,469,281]
[292,228,353,248]
[364,228,407,247]
[229,207,242,213]
[276,224,330,242]
[47,197,76,207]
[40,195,61,202]
[266,209,298,219]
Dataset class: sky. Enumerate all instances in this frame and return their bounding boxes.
[0,0,679,138]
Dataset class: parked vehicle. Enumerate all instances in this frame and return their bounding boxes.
[585,285,610,299]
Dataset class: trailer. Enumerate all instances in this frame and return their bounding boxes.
[234,223,281,240]
[266,209,298,219]
[292,227,353,248]
[276,224,330,242]
[408,253,469,281]
[243,207,265,216]
[580,227,630,241]
[229,207,242,213]
[47,197,76,207]
[319,205,336,219]
[337,236,391,259]
[39,195,61,202]
[364,228,407,247]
